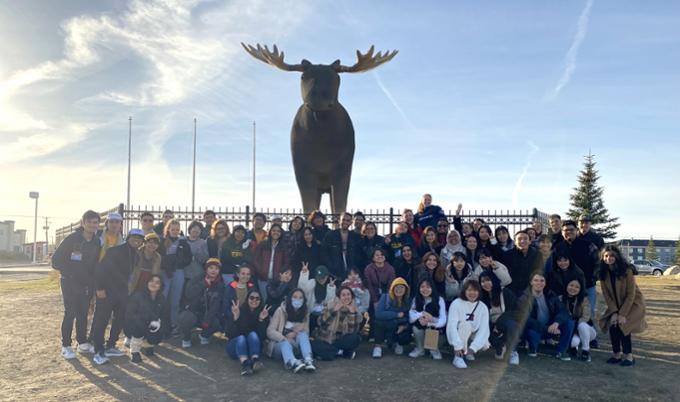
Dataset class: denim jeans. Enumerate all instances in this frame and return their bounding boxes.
[524,318,575,354]
[258,280,269,303]
[226,332,261,360]
[272,331,312,367]
[586,286,597,319]
[162,269,185,327]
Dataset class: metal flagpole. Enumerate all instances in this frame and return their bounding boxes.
[192,118,197,217]
[252,121,256,213]
[126,116,132,232]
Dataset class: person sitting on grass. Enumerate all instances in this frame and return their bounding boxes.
[518,272,574,361]
[408,278,447,360]
[479,271,519,366]
[447,279,490,369]
[266,288,316,373]
[560,278,596,362]
[225,289,271,376]
[311,286,363,361]
[599,245,647,367]
[124,275,169,363]
[372,277,412,358]
[177,258,225,348]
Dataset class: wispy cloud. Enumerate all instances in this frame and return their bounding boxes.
[544,0,594,101]
[511,140,540,209]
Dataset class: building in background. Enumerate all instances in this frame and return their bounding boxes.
[0,220,26,253]
[617,239,677,265]
[22,242,50,262]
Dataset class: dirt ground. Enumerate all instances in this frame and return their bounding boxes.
[1,274,678,402]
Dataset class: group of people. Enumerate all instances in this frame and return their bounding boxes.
[53,194,647,376]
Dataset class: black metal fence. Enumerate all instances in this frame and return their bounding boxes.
[55,203,549,246]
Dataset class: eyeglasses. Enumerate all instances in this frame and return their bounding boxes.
[142,219,153,222]
[248,296,261,301]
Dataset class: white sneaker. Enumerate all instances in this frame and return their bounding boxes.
[394,344,404,355]
[77,343,95,354]
[337,349,344,356]
[465,352,475,361]
[124,337,131,348]
[181,340,192,348]
[430,350,443,360]
[509,351,520,366]
[104,347,125,357]
[372,346,382,358]
[61,346,76,360]
[409,347,425,358]
[199,335,210,345]
[452,356,468,369]
[304,359,316,372]
[93,352,110,365]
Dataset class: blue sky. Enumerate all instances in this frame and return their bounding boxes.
[1,0,679,241]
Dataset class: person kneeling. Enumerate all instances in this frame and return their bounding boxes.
[311,286,363,360]
[177,259,225,348]
[561,279,596,362]
[225,289,271,375]
[372,278,412,358]
[266,288,316,373]
[447,280,490,369]
[409,278,447,360]
[124,275,169,363]
[519,272,574,360]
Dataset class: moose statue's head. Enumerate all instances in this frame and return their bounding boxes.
[242,43,398,111]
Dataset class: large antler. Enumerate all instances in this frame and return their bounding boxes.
[241,43,305,72]
[336,45,398,73]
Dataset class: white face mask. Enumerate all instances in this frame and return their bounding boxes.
[291,298,304,309]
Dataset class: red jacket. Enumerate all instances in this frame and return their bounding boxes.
[253,240,289,281]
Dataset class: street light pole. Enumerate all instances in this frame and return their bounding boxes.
[192,117,197,217]
[29,192,39,263]
[126,116,132,232]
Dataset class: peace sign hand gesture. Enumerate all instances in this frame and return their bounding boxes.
[259,304,271,321]
[301,262,309,274]
[231,299,240,321]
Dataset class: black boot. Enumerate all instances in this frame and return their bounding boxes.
[141,347,154,357]
[131,352,142,364]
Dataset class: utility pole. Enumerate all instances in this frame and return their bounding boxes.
[43,217,50,258]
[29,192,39,263]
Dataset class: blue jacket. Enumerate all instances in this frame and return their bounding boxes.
[374,293,410,325]
[414,205,446,231]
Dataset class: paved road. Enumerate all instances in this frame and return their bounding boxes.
[0,265,51,281]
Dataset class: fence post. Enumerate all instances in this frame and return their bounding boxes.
[389,207,394,234]
[245,205,250,229]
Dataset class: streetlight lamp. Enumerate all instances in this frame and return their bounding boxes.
[29,191,39,263]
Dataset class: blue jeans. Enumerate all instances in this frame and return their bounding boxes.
[162,269,184,327]
[586,286,597,319]
[258,280,269,303]
[226,332,261,360]
[272,331,312,367]
[524,319,575,354]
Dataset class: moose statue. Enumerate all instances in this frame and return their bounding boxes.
[242,43,398,214]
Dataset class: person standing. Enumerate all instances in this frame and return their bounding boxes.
[599,245,646,367]
[98,213,124,262]
[200,210,217,240]
[207,219,230,259]
[153,210,174,236]
[578,214,605,251]
[220,225,253,284]
[140,212,155,236]
[185,221,210,282]
[254,224,289,302]
[501,231,539,297]
[322,212,362,280]
[52,210,101,359]
[248,213,268,245]
[160,219,193,331]
[92,229,145,365]
[352,211,366,235]
[414,194,446,231]
[548,214,564,246]
[129,232,162,294]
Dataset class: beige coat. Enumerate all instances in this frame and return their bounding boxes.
[128,248,161,294]
[265,304,310,357]
[599,268,647,336]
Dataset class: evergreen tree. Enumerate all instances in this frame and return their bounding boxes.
[645,237,658,261]
[567,152,620,240]
[674,237,680,267]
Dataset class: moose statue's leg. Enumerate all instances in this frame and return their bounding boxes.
[298,183,323,214]
[329,174,351,215]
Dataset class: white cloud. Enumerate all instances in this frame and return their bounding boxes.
[511,140,540,209]
[544,0,594,101]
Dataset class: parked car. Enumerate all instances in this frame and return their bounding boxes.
[634,260,668,277]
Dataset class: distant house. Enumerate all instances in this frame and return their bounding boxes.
[22,241,49,262]
[616,239,677,265]
[0,220,27,253]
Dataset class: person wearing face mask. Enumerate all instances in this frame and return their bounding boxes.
[254,223,290,303]
[220,225,254,285]
[479,271,519,365]
[447,280,490,369]
[322,212,362,280]
[159,219,193,332]
[408,278,447,360]
[547,251,586,296]
[444,252,473,304]
[225,289,271,376]
[128,233,162,294]
[501,230,539,297]
[518,272,573,360]
[373,278,412,358]
[560,279,596,362]
[177,259,225,348]
[92,229,145,365]
[311,286,363,360]
[266,288,316,373]
[124,275,169,363]
[298,264,337,335]
[224,265,257,320]
[267,266,295,309]
[440,229,466,268]
[470,249,512,288]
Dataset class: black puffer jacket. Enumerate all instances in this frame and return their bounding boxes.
[96,242,139,296]
[160,237,193,276]
[125,287,170,336]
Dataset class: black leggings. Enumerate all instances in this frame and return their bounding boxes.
[609,325,632,354]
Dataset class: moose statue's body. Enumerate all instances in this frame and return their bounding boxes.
[242,43,397,214]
